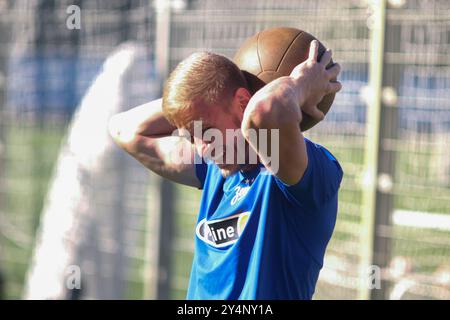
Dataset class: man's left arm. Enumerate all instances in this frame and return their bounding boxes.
[241,40,341,186]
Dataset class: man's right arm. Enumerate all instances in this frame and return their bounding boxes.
[108,98,202,188]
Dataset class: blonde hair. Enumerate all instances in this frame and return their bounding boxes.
[162,52,247,127]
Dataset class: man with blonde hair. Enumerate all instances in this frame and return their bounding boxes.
[109,40,343,299]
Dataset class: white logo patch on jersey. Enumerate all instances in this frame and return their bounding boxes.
[196,212,250,248]
[231,185,250,205]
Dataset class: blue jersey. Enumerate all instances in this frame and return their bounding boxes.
[186,138,343,300]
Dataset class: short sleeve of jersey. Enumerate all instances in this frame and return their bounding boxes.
[194,153,208,190]
[275,138,343,207]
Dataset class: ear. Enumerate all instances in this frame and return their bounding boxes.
[233,87,252,113]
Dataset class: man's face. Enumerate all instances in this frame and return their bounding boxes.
[181,91,254,177]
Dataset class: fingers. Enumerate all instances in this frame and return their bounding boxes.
[306,107,325,121]
[308,40,319,62]
[327,62,341,80]
[320,49,332,67]
[328,81,343,93]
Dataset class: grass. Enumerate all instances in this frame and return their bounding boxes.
[1,121,66,299]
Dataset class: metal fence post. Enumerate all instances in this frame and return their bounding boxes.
[144,0,174,300]
[361,0,399,300]
[359,0,387,300]
[370,2,401,300]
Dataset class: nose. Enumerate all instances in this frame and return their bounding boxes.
[194,136,225,162]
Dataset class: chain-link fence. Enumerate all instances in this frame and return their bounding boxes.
[0,0,159,299]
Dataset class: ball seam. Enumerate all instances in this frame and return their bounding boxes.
[256,31,263,75]
[275,31,304,73]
